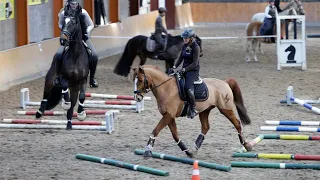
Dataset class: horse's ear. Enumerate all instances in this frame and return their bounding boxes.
[155,66,159,69]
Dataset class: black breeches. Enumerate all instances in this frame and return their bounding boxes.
[85,39,98,78]
[184,70,199,91]
[154,33,165,49]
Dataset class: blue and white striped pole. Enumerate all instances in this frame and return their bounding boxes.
[260,126,320,132]
[290,96,320,114]
[265,120,320,126]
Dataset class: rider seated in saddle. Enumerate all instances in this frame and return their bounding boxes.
[54,0,99,88]
[153,7,168,59]
[173,29,201,119]
[263,0,278,43]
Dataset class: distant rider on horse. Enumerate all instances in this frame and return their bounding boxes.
[262,0,278,43]
[173,29,201,119]
[54,0,99,88]
[153,7,168,59]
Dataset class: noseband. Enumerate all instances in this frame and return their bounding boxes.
[133,71,173,97]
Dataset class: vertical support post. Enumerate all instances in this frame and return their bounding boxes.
[276,14,281,71]
[294,19,297,39]
[301,16,306,70]
[109,0,119,23]
[165,0,176,29]
[285,20,289,39]
[84,0,94,22]
[286,86,293,106]
[16,0,28,46]
[53,0,63,37]
[150,0,159,11]
[129,0,139,16]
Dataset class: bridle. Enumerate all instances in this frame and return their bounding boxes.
[61,16,82,43]
[133,70,173,101]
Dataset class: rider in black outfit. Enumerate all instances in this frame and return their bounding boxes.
[173,29,201,119]
[54,0,99,88]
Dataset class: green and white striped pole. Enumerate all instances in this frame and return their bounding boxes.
[75,154,169,176]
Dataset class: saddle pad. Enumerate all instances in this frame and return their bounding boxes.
[176,74,209,102]
[146,37,156,52]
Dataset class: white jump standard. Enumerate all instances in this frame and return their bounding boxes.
[276,15,306,71]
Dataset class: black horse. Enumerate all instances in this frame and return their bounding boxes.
[113,34,203,77]
[35,14,90,130]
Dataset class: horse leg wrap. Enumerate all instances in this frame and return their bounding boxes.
[238,133,245,145]
[77,92,85,113]
[177,140,189,152]
[38,99,47,114]
[194,134,205,150]
[147,136,156,147]
[62,88,70,102]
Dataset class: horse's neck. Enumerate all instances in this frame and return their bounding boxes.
[146,69,175,100]
[167,36,183,47]
[69,29,83,57]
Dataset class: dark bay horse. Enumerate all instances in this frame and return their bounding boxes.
[113,34,202,77]
[132,65,252,158]
[35,14,90,130]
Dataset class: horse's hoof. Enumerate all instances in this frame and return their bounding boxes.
[254,58,258,62]
[35,112,42,119]
[143,150,153,158]
[246,59,251,63]
[62,100,71,110]
[77,111,86,121]
[66,121,72,130]
[244,142,253,152]
[186,151,194,158]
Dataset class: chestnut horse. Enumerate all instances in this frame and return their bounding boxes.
[132,65,252,158]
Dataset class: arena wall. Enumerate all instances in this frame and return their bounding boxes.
[0,10,163,91]
[190,2,320,23]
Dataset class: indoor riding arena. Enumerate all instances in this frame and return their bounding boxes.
[0,0,320,180]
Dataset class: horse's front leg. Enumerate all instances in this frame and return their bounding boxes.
[77,84,87,121]
[66,87,79,130]
[191,108,212,156]
[144,113,173,157]
[61,78,71,110]
[168,120,194,158]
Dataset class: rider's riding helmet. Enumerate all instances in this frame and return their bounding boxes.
[181,29,195,39]
[158,7,167,13]
[268,0,275,2]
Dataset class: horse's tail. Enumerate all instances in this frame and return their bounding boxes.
[225,78,251,125]
[113,36,138,77]
[45,86,62,110]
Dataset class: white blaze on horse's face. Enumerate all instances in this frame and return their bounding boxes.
[65,17,71,25]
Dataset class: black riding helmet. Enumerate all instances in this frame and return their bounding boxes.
[158,7,167,13]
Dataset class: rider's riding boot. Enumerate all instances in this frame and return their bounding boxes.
[186,89,198,119]
[89,61,99,88]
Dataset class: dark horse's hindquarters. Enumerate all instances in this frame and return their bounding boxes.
[113,34,202,77]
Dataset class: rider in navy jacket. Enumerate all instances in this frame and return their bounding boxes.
[173,29,201,119]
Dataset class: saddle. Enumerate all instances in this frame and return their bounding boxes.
[173,72,209,117]
[64,41,92,57]
[146,33,167,52]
